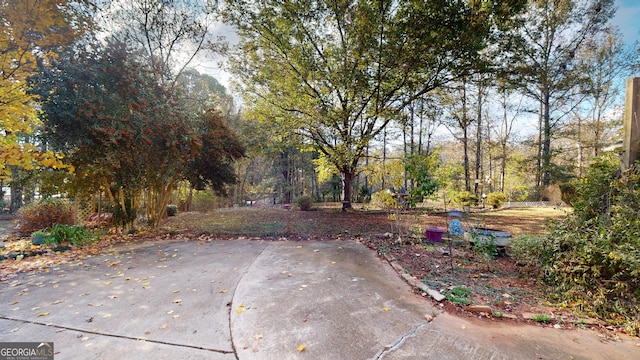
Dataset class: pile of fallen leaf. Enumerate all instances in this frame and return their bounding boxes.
[0,234,128,282]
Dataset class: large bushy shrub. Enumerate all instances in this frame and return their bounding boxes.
[452,190,478,207]
[486,192,507,209]
[15,199,74,236]
[541,154,640,333]
[295,196,314,211]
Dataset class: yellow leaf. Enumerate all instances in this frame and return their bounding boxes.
[104,281,112,286]
[297,344,306,352]
[331,261,336,265]
[296,245,302,249]
[383,307,390,312]
[172,290,180,294]
[219,289,228,294]
[36,312,50,317]
[236,304,245,314]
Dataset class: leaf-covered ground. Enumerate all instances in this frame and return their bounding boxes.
[3,205,616,334]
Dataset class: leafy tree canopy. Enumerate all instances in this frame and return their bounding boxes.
[224,0,526,205]
[30,40,244,228]
[0,0,94,178]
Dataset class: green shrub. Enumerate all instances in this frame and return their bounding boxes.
[510,234,554,272]
[452,191,478,207]
[540,154,640,330]
[167,204,178,216]
[486,192,507,209]
[295,196,314,211]
[532,314,551,323]
[445,286,472,305]
[46,224,97,247]
[15,198,74,237]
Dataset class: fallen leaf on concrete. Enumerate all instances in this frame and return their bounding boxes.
[254,334,263,340]
[236,304,245,314]
[383,307,390,312]
[102,314,111,319]
[159,324,167,329]
[173,290,180,294]
[297,344,306,352]
[9,301,18,305]
[219,289,228,294]
[36,312,50,317]
[167,310,174,315]
[172,299,182,304]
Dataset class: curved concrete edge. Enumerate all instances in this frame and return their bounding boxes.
[229,240,439,359]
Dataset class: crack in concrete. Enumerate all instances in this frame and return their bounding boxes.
[370,322,429,360]
[0,315,234,354]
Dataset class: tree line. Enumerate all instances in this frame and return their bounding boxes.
[1,0,637,224]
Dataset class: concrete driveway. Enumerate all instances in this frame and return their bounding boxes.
[1,238,638,359]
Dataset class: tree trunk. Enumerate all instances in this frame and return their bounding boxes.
[542,91,552,186]
[474,83,483,196]
[462,83,470,192]
[341,169,355,208]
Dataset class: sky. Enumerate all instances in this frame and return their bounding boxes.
[613,0,640,47]
[201,1,640,90]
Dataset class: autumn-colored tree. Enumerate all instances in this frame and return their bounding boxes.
[0,0,93,179]
[31,40,243,229]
